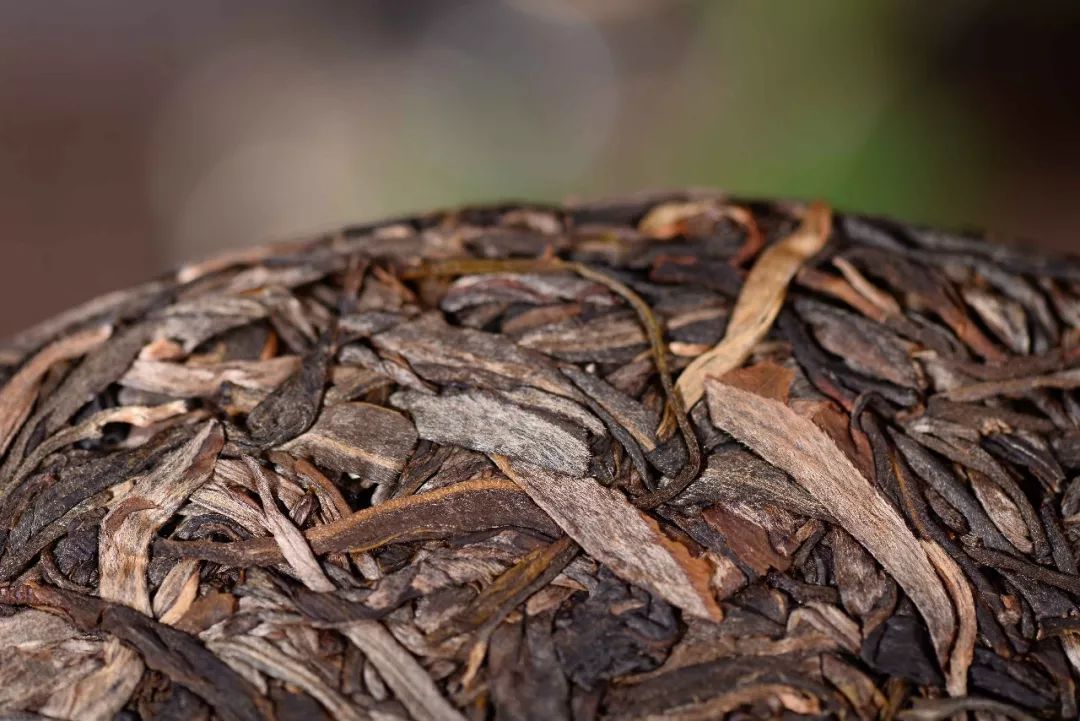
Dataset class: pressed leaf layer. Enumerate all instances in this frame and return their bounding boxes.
[0,191,1079,720]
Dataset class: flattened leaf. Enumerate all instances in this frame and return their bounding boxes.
[282,401,417,485]
[673,447,829,519]
[373,312,575,397]
[796,297,919,388]
[830,527,888,621]
[41,323,154,436]
[74,420,223,721]
[561,365,658,452]
[941,368,1080,402]
[719,361,794,403]
[119,356,300,397]
[393,389,590,476]
[705,378,956,664]
[245,329,333,447]
[970,470,1034,554]
[159,478,559,566]
[151,295,268,352]
[516,311,647,363]
[99,420,224,613]
[1,584,274,721]
[341,620,468,721]
[208,634,363,721]
[494,456,722,621]
[442,272,614,311]
[432,535,577,644]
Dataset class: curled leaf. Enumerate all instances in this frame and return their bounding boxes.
[675,202,831,414]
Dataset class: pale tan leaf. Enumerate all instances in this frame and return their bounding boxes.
[209,635,365,721]
[494,456,723,621]
[99,420,224,612]
[342,620,468,721]
[11,400,189,485]
[394,389,590,476]
[152,558,201,626]
[922,540,976,698]
[705,378,955,663]
[0,609,80,649]
[638,199,721,239]
[0,323,112,457]
[675,202,831,412]
[40,640,140,721]
[69,421,223,721]
[832,255,902,316]
[246,457,336,593]
[119,356,300,397]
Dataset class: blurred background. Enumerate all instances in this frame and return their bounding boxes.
[2,0,1079,336]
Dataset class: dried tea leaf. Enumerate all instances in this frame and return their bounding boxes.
[830,527,889,621]
[962,286,1031,354]
[516,311,647,363]
[675,202,831,413]
[489,613,571,721]
[152,295,269,350]
[99,421,223,612]
[341,620,467,721]
[432,535,577,643]
[4,196,1079,720]
[208,635,363,721]
[705,378,956,663]
[60,422,224,720]
[393,389,590,476]
[247,458,335,592]
[673,447,829,519]
[245,329,333,447]
[0,324,112,458]
[160,478,559,566]
[941,367,1080,402]
[41,323,154,435]
[373,312,575,397]
[494,456,722,621]
[638,199,724,239]
[561,365,659,453]
[700,504,790,577]
[152,558,201,625]
[796,297,919,388]
[442,272,613,311]
[2,584,274,721]
[718,361,794,403]
[922,540,975,698]
[970,470,1034,554]
[282,401,417,485]
[120,356,300,397]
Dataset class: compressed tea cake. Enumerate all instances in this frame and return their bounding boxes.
[1,191,1079,720]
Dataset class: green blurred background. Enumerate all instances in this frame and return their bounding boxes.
[2,0,1078,335]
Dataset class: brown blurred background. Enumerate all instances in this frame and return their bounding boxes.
[2,0,1079,337]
